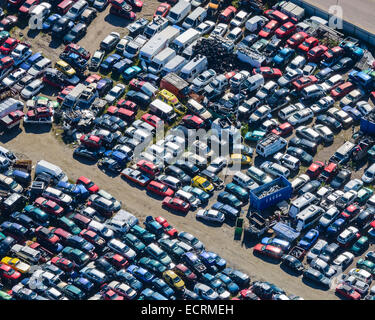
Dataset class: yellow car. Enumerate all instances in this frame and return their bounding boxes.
[230,153,251,165]
[55,60,76,76]
[163,270,185,291]
[192,175,214,193]
[1,257,30,273]
[158,89,187,115]
[208,0,221,11]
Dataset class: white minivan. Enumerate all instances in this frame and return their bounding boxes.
[35,160,68,182]
[167,0,192,24]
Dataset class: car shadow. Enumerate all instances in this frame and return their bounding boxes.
[195,217,224,228]
[72,153,98,166]
[161,204,189,217]
[280,263,303,277]
[0,127,23,143]
[23,123,52,134]
[104,14,133,28]
[252,251,282,265]
[301,277,330,291]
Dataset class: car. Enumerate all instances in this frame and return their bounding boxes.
[337,226,360,247]
[162,197,190,213]
[63,23,87,44]
[154,3,171,17]
[287,31,308,48]
[104,83,126,104]
[303,268,330,288]
[109,5,136,21]
[196,209,224,224]
[275,22,296,38]
[178,232,204,252]
[286,147,312,166]
[351,236,369,255]
[253,244,283,260]
[280,255,304,273]
[298,229,319,250]
[259,20,279,39]
[20,79,44,100]
[335,283,361,300]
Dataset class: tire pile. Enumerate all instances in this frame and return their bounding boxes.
[192,37,238,74]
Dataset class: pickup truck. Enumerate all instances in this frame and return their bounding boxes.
[0,110,24,132]
[23,107,54,124]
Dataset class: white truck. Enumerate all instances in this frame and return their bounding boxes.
[236,47,266,68]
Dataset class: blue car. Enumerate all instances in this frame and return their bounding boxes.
[182,186,210,203]
[42,14,61,32]
[55,180,89,199]
[72,276,95,294]
[122,65,142,81]
[112,58,133,75]
[273,47,295,66]
[201,273,230,299]
[151,278,175,299]
[115,270,143,292]
[20,52,43,71]
[215,272,239,295]
[203,251,227,270]
[342,105,361,122]
[326,218,347,237]
[211,201,239,221]
[127,264,154,284]
[261,237,291,251]
[100,54,122,73]
[298,229,319,250]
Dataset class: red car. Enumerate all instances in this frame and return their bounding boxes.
[76,176,99,193]
[0,263,21,281]
[258,19,279,38]
[19,0,40,15]
[155,216,178,237]
[83,74,101,85]
[322,46,344,64]
[298,36,319,53]
[154,2,171,17]
[109,5,136,21]
[331,82,355,99]
[141,113,163,128]
[341,204,361,219]
[0,16,18,31]
[64,43,90,60]
[335,283,361,300]
[162,196,190,213]
[129,78,145,91]
[292,75,318,91]
[102,289,124,300]
[253,243,283,260]
[80,134,102,149]
[50,256,76,272]
[271,122,293,136]
[264,9,290,24]
[173,263,197,285]
[319,162,338,183]
[147,181,174,197]
[306,161,325,179]
[252,67,282,79]
[307,45,328,62]
[80,229,106,249]
[136,159,160,177]
[117,99,138,112]
[34,197,64,217]
[275,21,296,38]
[287,31,308,48]
[57,86,74,104]
[35,226,62,247]
[104,252,129,269]
[0,56,14,70]
[0,37,19,54]
[182,114,204,129]
[218,5,237,23]
[26,107,53,121]
[126,0,143,10]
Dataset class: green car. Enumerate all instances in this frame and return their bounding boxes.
[244,130,266,143]
[368,145,375,161]
[130,225,156,244]
[123,233,146,254]
[251,39,269,52]
[0,31,10,44]
[62,246,90,267]
[32,96,60,109]
[225,182,249,202]
[0,290,12,300]
[24,205,49,226]
[59,283,85,300]
[182,186,210,203]
[356,258,375,274]
[145,243,172,268]
[218,191,243,209]
[355,187,373,205]
[158,238,185,260]
[351,236,369,255]
[58,216,81,235]
[139,256,167,274]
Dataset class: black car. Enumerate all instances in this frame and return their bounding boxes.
[126,90,151,108]
[73,146,102,161]
[298,180,321,195]
[164,165,191,185]
[280,254,304,274]
[200,169,224,189]
[303,268,330,288]
[96,78,114,97]
[266,88,290,109]
[94,115,126,133]
[316,114,342,132]
[330,169,351,189]
[289,137,317,155]
[52,17,74,38]
[222,267,250,289]
[286,146,313,166]
[174,160,200,177]
[0,236,16,256]
[353,207,375,229]
[63,23,87,44]
[331,57,354,72]
[95,257,117,277]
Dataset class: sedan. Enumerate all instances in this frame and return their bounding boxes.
[104,83,126,104]
[196,209,225,224]
[162,197,190,213]
[253,244,283,260]
[20,79,44,99]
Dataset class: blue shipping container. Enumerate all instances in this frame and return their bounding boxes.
[249,176,292,211]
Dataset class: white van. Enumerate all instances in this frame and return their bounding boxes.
[162,55,187,76]
[167,0,191,24]
[170,28,201,55]
[233,171,259,190]
[245,15,267,32]
[35,160,68,182]
[175,189,201,208]
[148,47,176,74]
[182,7,207,29]
[62,83,86,108]
[261,161,290,178]
[245,74,264,93]
[256,134,287,158]
[11,244,41,264]
[0,146,17,163]
[133,128,153,144]
[295,205,324,231]
[186,98,212,122]
[149,99,177,122]
[289,192,317,218]
[180,55,208,82]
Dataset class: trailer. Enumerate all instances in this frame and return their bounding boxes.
[236,47,266,68]
[160,72,190,99]
[272,222,300,242]
[360,113,375,136]
[249,176,292,211]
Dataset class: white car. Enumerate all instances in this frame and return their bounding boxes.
[190,69,216,93]
[196,21,215,35]
[249,105,271,123]
[337,226,359,246]
[278,68,303,87]
[206,157,227,174]
[332,252,354,269]
[11,44,32,65]
[107,238,136,260]
[196,209,225,223]
[313,124,334,144]
[296,126,321,143]
[1,68,26,87]
[256,81,278,100]
[104,83,126,104]
[348,268,372,284]
[210,23,228,37]
[27,57,51,77]
[286,55,306,73]
[310,96,334,114]
[194,283,219,300]
[116,36,132,54]
[20,79,44,99]
[356,100,374,116]
[89,50,105,71]
[341,275,369,295]
[362,163,375,184]
[340,89,364,107]
[30,2,51,18]
[230,10,250,28]
[310,258,337,278]
[291,173,310,192]
[344,179,363,192]
[225,27,243,43]
[100,32,121,52]
[306,239,327,263]
[287,108,314,126]
[320,74,344,92]
[260,161,290,178]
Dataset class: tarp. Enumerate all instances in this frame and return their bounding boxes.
[272,222,300,242]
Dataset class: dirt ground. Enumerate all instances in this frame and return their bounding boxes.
[0,1,353,299]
